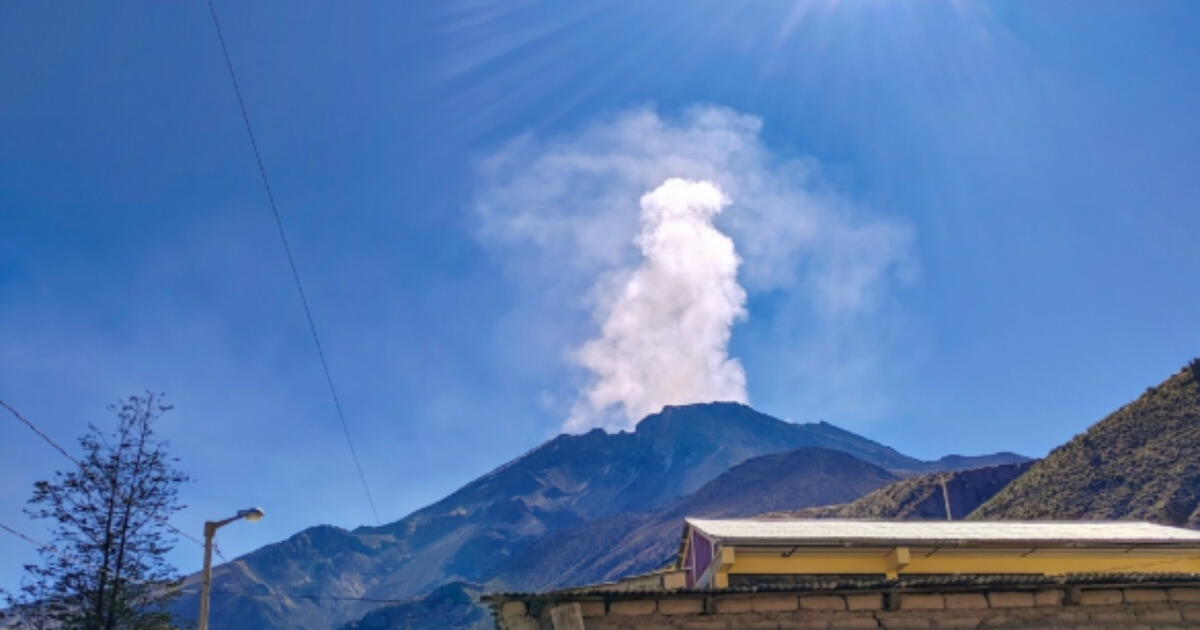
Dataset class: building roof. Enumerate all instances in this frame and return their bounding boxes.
[686,518,1200,547]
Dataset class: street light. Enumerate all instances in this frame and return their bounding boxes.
[199,508,265,630]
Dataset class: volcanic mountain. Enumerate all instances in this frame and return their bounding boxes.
[490,446,902,592]
[171,402,1027,630]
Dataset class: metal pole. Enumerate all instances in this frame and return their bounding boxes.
[199,521,217,630]
[940,477,953,520]
[196,509,262,630]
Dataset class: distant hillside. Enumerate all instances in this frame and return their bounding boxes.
[924,452,1030,472]
[492,447,899,591]
[339,583,488,630]
[767,461,1032,520]
[972,361,1200,527]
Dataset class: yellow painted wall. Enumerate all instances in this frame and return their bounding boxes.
[714,546,1200,584]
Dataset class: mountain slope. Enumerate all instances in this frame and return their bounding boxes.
[172,525,399,630]
[492,447,900,591]
[339,583,489,630]
[350,403,945,597]
[171,402,1027,630]
[972,361,1200,527]
[768,461,1032,520]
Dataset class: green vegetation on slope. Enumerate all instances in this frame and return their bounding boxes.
[971,360,1200,527]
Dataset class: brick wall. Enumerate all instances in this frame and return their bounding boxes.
[492,584,1200,630]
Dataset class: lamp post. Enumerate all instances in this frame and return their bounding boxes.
[199,508,265,630]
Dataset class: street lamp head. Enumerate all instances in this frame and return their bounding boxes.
[238,507,265,522]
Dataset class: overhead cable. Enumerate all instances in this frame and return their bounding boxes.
[204,0,382,525]
[1,399,226,562]
[1,400,79,465]
[0,520,50,551]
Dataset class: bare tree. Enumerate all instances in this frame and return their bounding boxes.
[4,393,190,630]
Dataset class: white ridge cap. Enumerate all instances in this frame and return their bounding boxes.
[684,517,1200,545]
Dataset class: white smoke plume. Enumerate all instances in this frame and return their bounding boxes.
[474,105,916,432]
[566,178,747,432]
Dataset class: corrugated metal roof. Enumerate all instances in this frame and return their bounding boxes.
[686,518,1200,545]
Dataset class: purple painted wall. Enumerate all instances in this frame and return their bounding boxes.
[688,529,713,588]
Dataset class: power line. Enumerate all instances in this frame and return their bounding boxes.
[3,516,228,568]
[183,587,430,605]
[204,0,382,526]
[1,400,79,465]
[164,520,228,564]
[0,525,426,607]
[179,588,480,623]
[1,399,226,562]
[2,527,473,623]
[0,521,50,551]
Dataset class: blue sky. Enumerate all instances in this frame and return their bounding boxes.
[3,1,1199,590]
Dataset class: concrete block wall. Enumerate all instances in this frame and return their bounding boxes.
[494,585,1200,630]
